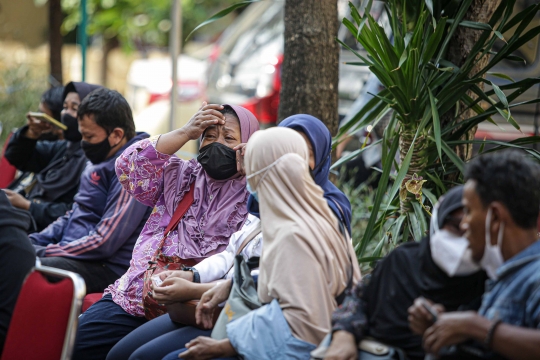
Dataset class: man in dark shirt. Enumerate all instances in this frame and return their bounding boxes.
[326,186,486,360]
[409,151,540,360]
[29,88,151,293]
[0,191,35,353]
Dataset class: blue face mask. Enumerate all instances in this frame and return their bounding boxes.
[246,182,258,202]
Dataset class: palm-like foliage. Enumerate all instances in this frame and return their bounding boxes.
[335,0,540,262]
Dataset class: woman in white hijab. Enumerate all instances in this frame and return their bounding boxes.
[171,127,361,360]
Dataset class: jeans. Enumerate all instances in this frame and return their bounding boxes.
[73,294,147,360]
[227,300,316,360]
[107,314,212,360]
[39,256,121,293]
[162,348,238,360]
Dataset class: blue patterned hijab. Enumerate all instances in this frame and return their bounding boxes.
[247,114,352,234]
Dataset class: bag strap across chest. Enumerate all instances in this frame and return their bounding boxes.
[222,223,262,277]
[156,182,195,252]
[235,222,262,256]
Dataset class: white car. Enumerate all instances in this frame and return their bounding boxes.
[126,55,207,159]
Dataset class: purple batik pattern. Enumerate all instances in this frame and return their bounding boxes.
[105,137,248,316]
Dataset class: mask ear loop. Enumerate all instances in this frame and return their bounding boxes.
[108,128,125,148]
[246,153,305,190]
[485,207,493,248]
[497,220,505,248]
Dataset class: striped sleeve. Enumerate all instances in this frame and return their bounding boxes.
[44,181,146,260]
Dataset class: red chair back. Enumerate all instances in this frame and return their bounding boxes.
[82,293,103,313]
[0,132,17,188]
[1,266,85,360]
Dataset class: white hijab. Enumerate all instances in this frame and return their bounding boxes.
[245,127,361,344]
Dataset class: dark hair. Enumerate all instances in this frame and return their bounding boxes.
[465,150,540,228]
[220,105,239,120]
[41,86,64,120]
[77,88,136,140]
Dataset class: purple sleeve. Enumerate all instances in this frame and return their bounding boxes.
[115,136,173,208]
[331,283,369,343]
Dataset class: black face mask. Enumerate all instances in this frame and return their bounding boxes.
[197,142,238,180]
[61,113,82,142]
[81,135,112,164]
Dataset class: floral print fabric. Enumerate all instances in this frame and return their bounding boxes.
[105,136,249,316]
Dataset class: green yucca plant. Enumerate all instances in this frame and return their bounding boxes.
[335,0,540,263]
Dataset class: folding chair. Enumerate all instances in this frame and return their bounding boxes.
[1,264,86,360]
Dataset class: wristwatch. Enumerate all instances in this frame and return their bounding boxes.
[183,266,200,283]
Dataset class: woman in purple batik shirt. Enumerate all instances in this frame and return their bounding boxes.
[72,102,259,360]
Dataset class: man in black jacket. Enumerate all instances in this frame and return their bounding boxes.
[0,190,36,353]
[326,186,487,360]
[3,82,101,232]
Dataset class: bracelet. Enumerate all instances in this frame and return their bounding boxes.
[183,267,200,283]
[484,319,502,349]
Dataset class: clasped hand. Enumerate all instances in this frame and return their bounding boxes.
[408,297,482,356]
[151,276,194,305]
[423,311,479,355]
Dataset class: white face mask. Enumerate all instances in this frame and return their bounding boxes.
[430,229,481,277]
[479,207,505,280]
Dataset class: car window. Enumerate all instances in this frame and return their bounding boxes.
[210,2,283,98]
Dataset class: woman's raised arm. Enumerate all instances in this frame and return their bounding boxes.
[115,103,225,207]
[155,102,224,155]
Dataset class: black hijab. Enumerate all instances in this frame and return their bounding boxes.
[32,81,102,202]
[62,81,102,102]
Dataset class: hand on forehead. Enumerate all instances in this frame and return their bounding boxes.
[200,113,241,149]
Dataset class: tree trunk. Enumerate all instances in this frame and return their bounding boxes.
[100,37,119,87]
[441,0,502,162]
[49,0,63,86]
[278,0,340,136]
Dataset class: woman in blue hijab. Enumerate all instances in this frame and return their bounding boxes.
[247,114,352,234]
